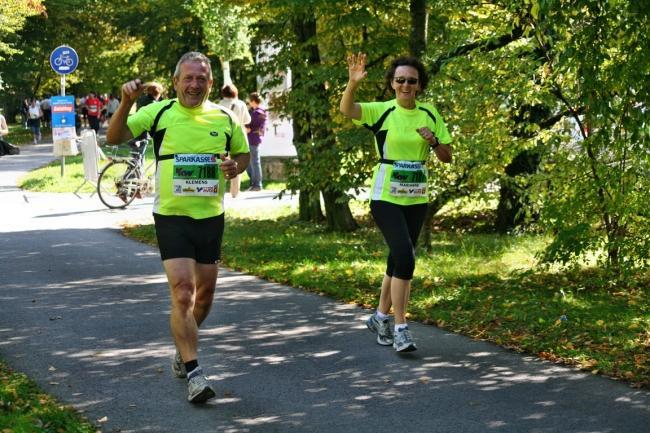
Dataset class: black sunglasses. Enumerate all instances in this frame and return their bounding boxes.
[393,77,419,85]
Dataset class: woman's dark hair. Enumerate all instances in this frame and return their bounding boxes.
[221,84,238,98]
[248,92,262,104]
[384,56,429,91]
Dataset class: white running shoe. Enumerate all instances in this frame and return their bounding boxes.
[393,326,417,352]
[366,314,394,346]
[187,368,216,403]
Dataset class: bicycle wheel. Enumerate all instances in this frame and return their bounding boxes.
[97,160,141,209]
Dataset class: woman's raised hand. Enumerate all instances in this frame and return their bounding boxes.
[347,52,368,84]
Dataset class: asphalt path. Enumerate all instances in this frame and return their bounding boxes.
[1,144,648,433]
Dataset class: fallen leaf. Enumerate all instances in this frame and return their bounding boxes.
[97,416,108,423]
[581,359,598,369]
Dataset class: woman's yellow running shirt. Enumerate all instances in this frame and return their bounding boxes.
[128,99,249,219]
[353,99,451,205]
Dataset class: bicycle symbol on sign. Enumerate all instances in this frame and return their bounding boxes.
[54,52,74,67]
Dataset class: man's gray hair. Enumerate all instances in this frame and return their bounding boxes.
[173,52,212,80]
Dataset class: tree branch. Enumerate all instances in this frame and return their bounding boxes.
[430,26,525,75]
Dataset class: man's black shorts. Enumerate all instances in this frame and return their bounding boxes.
[153,213,224,264]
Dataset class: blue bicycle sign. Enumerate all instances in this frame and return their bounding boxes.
[50,45,79,74]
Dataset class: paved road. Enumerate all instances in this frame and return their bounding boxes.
[1,145,649,433]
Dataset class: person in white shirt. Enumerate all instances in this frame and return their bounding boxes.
[27,98,43,144]
[106,94,120,123]
[0,112,8,137]
[40,96,51,128]
[218,84,251,198]
[0,111,17,156]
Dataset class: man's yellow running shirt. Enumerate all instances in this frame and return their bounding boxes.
[128,99,249,219]
[353,99,452,205]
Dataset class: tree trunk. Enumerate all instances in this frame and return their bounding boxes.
[420,186,467,252]
[606,218,622,268]
[220,58,232,86]
[299,190,324,222]
[322,190,358,232]
[420,169,472,251]
[495,149,541,233]
[409,0,428,57]
[290,10,357,231]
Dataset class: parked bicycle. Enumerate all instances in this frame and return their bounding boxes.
[96,138,155,209]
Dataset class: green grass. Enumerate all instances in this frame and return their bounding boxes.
[18,153,96,193]
[0,361,97,433]
[124,203,649,388]
[6,124,44,145]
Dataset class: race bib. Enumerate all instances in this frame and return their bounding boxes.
[389,161,427,197]
[172,154,220,196]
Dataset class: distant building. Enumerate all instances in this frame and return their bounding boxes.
[255,41,296,158]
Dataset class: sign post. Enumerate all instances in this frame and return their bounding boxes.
[49,45,79,176]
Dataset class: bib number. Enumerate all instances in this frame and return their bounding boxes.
[172,154,219,196]
[389,161,427,197]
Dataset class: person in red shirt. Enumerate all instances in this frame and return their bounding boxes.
[85,92,103,134]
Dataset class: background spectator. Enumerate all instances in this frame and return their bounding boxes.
[245,92,267,191]
[40,95,51,128]
[218,83,251,197]
[85,92,103,134]
[27,98,43,144]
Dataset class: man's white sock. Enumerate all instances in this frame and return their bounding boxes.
[395,323,408,333]
[375,310,389,321]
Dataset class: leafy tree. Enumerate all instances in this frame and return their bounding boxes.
[245,0,420,231]
[0,0,44,117]
[1,0,210,119]
[418,1,533,247]
[104,0,208,95]
[422,0,649,270]
[0,0,44,61]
[525,0,650,270]
[187,0,254,86]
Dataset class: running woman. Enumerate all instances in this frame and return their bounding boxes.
[340,52,452,352]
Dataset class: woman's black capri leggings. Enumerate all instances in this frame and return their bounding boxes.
[370,200,428,280]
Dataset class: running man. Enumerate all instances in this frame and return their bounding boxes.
[107,51,250,403]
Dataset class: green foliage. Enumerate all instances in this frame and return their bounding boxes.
[524,0,650,270]
[0,0,44,61]
[188,0,253,63]
[1,0,156,118]
[3,0,649,264]
[102,0,208,94]
[0,361,97,433]
[249,0,414,203]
